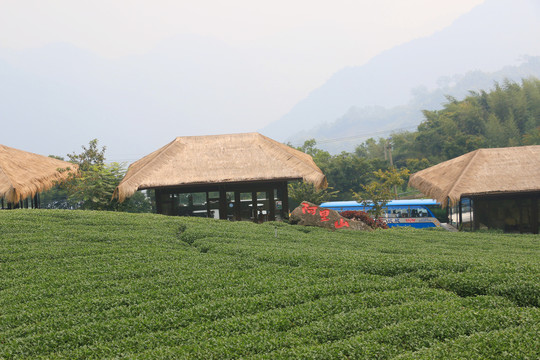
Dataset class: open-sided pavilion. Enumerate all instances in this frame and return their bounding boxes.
[409,145,540,234]
[114,133,327,222]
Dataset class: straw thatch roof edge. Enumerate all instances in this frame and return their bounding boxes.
[113,133,327,202]
[112,138,183,202]
[409,145,540,207]
[408,173,449,206]
[256,133,328,190]
[408,150,478,207]
[0,145,78,203]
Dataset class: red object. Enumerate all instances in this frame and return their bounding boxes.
[339,210,388,230]
[334,218,350,228]
[301,202,318,215]
[319,209,330,222]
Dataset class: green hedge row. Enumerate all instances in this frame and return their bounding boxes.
[1,210,538,359]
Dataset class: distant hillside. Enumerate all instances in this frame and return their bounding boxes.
[260,0,540,142]
[292,57,540,153]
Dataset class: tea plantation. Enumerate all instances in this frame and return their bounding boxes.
[1,210,539,359]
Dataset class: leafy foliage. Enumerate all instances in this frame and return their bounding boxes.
[66,138,106,171]
[45,139,153,212]
[353,168,410,218]
[294,139,390,201]
[288,182,338,210]
[294,78,540,200]
[404,77,540,163]
[340,210,388,229]
[1,210,538,358]
[64,162,125,210]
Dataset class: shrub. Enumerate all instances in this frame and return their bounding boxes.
[340,210,388,229]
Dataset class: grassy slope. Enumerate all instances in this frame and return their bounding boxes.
[0,210,538,359]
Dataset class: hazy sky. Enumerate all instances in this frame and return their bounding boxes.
[1,0,487,161]
[1,0,484,89]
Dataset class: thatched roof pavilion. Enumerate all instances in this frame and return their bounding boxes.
[0,144,78,207]
[409,145,540,207]
[114,133,327,221]
[409,145,540,233]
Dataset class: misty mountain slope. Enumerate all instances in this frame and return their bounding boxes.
[260,0,540,141]
[288,58,540,153]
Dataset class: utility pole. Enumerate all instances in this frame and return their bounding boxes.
[386,139,394,167]
[386,138,398,198]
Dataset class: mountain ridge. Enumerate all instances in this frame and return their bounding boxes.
[287,57,540,153]
[260,0,540,142]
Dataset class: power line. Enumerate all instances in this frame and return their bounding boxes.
[106,125,419,162]
[295,125,417,146]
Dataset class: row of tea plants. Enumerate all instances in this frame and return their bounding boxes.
[0,210,538,358]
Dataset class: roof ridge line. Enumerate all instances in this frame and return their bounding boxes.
[445,149,482,203]
[257,134,321,172]
[119,138,180,185]
[256,133,327,189]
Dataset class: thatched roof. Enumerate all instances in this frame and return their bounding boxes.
[114,133,328,202]
[0,144,78,203]
[409,145,540,207]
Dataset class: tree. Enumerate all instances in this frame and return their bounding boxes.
[60,139,152,211]
[39,155,72,209]
[118,190,154,213]
[64,162,126,211]
[287,78,540,206]
[389,131,421,167]
[288,182,338,210]
[295,139,332,167]
[485,114,507,147]
[67,139,106,171]
[404,158,431,174]
[523,126,540,145]
[402,78,540,163]
[355,138,386,159]
[322,152,381,200]
[353,168,410,218]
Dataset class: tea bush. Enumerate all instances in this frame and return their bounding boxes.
[0,210,538,359]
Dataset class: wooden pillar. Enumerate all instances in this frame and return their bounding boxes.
[268,188,276,221]
[469,199,473,231]
[472,197,479,231]
[155,189,163,214]
[282,182,289,219]
[532,194,539,235]
[276,183,283,220]
[206,192,211,218]
[234,191,241,221]
[252,191,258,222]
[219,188,227,220]
[31,194,39,209]
[458,199,463,229]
